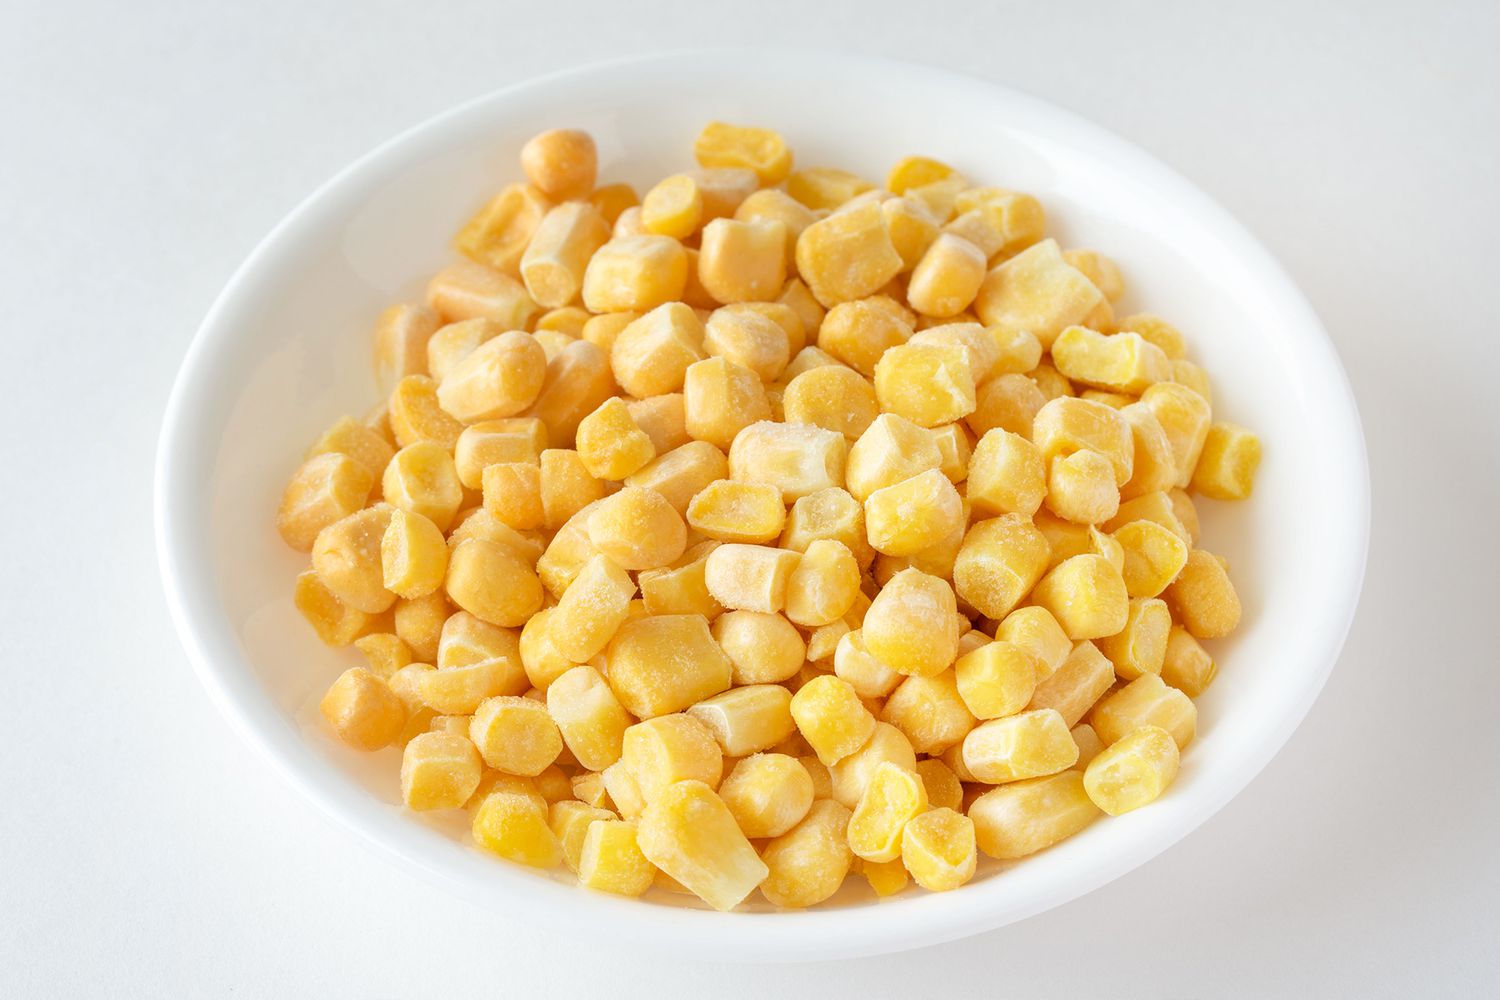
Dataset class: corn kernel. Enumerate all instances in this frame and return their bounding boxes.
[1192,422,1262,500]
[760,799,855,908]
[1083,724,1180,815]
[479,461,543,531]
[776,540,857,630]
[320,667,405,750]
[1030,553,1129,640]
[401,731,483,809]
[856,469,959,561]
[1113,403,1175,503]
[1117,313,1186,360]
[550,800,617,873]
[426,318,503,382]
[572,398,654,482]
[379,442,461,533]
[688,684,796,757]
[622,443,725,517]
[454,418,545,490]
[587,486,686,571]
[277,453,373,551]
[1027,640,1115,726]
[954,639,1041,720]
[620,713,723,804]
[777,367,877,448]
[389,375,465,451]
[444,537,543,627]
[464,694,562,776]
[1161,626,1217,696]
[952,187,1046,254]
[427,260,538,329]
[622,395,687,457]
[681,481,782,546]
[1111,518,1190,600]
[378,508,448,599]
[880,671,975,755]
[1170,359,1213,402]
[1045,448,1121,525]
[311,505,395,614]
[900,807,976,891]
[612,206,647,238]
[721,421,844,505]
[576,819,654,897]
[689,123,790,186]
[472,784,561,867]
[714,753,813,838]
[848,761,928,863]
[841,415,937,504]
[906,762,958,815]
[969,770,1100,860]
[695,218,787,305]
[974,240,1109,349]
[951,514,1049,620]
[570,772,612,810]
[829,628,899,699]
[455,182,551,276]
[601,761,646,820]
[524,339,617,447]
[1069,723,1106,770]
[1140,382,1212,488]
[639,173,703,240]
[545,665,631,771]
[993,607,1069,679]
[855,568,957,678]
[962,708,1077,783]
[354,632,411,679]
[418,650,526,714]
[965,372,1046,440]
[607,302,704,398]
[700,305,790,382]
[548,554,636,662]
[307,414,397,483]
[1097,597,1169,681]
[581,236,690,314]
[1105,491,1190,546]
[536,306,591,338]
[1165,549,1242,639]
[1091,673,1197,750]
[790,675,878,766]
[906,233,987,318]
[638,780,767,911]
[674,360,769,456]
[795,200,903,307]
[873,342,977,432]
[434,330,548,425]
[392,591,449,662]
[778,487,870,567]
[685,167,757,222]
[958,428,1043,519]
[520,201,611,309]
[815,298,912,378]
[787,167,872,210]
[1062,249,1125,301]
[606,614,732,719]
[519,128,596,201]
[828,721,917,809]
[374,303,440,391]
[1032,398,1134,490]
[1052,326,1171,395]
[638,544,723,619]
[698,543,799,615]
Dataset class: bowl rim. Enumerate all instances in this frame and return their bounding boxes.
[155,46,1370,961]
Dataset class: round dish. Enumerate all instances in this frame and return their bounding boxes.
[154,49,1368,961]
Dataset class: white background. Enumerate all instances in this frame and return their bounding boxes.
[3,0,1498,996]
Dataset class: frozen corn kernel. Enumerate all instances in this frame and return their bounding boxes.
[848,761,929,863]
[380,508,449,599]
[955,639,1041,720]
[1170,359,1213,402]
[401,731,483,810]
[874,341,977,430]
[858,567,958,678]
[278,453,373,551]
[842,414,938,503]
[638,780,767,911]
[639,544,722,619]
[418,654,525,715]
[547,665,632,771]
[582,235,690,314]
[726,421,846,504]
[1045,449,1121,525]
[816,298,912,377]
[381,441,462,533]
[685,480,785,545]
[1140,382,1212,488]
[702,544,800,615]
[857,857,911,897]
[795,200,903,307]
[473,784,561,867]
[737,190,818,260]
[1112,518,1190,599]
[612,206,647,238]
[427,260,538,329]
[1052,326,1171,395]
[807,618,850,662]
[454,418,546,489]
[962,708,1078,783]
[1027,640,1115,726]
[866,473,963,562]
[787,166,873,210]
[623,442,725,516]
[951,514,1048,620]
[965,373,1046,441]
[436,331,548,425]
[437,611,522,675]
[1117,313,1186,359]
[393,591,449,662]
[1032,396,1134,488]
[701,304,791,380]
[312,505,395,614]
[480,461,543,530]
[536,305,591,337]
[790,675,878,766]
[928,423,973,485]
[374,303,440,390]
[520,201,611,308]
[880,196,943,272]
[1080,390,1134,409]
[900,807,976,892]
[320,667,406,750]
[687,167,758,221]
[625,393,689,454]
[881,671,976,755]
[606,614,732,719]
[1062,249,1124,301]
[829,721,917,809]
[693,121,792,184]
[953,187,1046,253]
[455,183,551,276]
[426,317,503,383]
[638,173,701,240]
[886,155,954,194]
[969,770,1100,860]
[355,632,412,679]
[908,763,959,815]
[781,486,872,566]
[574,398,655,482]
[1091,673,1197,749]
[1097,597,1171,681]
[389,375,465,451]
[550,800,617,873]
[577,819,654,897]
[974,239,1109,348]
[620,713,723,803]
[549,554,636,662]
[688,685,796,757]
[833,628,902,698]
[1166,549,1242,639]
[1161,626,1217,696]
[520,128,596,201]
[608,303,704,398]
[1083,724,1180,815]
[995,607,1070,679]
[536,504,603,597]
[1070,723,1106,769]
[961,428,1043,518]
[717,753,815,838]
[601,761,646,819]
[467,695,562,776]
[570,772,612,810]
[1031,553,1129,640]
[1192,423,1262,500]
[781,539,858,628]
[698,218,788,304]
[444,537,543,627]
[778,367,877,444]
[907,233,987,318]
[681,357,771,452]
[523,339,617,447]
[1105,491,1191,546]
[908,323,999,384]
[760,799,855,909]
[587,486,686,571]
[307,414,397,483]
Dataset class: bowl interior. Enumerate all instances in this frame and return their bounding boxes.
[157,50,1366,960]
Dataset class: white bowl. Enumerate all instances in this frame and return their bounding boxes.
[155,49,1368,961]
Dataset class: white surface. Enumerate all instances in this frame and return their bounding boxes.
[3,0,1496,993]
[155,48,1367,960]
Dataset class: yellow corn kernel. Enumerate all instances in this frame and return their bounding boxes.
[969,770,1100,860]
[480,461,543,531]
[549,800,616,873]
[455,182,551,276]
[277,453,373,552]
[1045,449,1121,525]
[779,366,878,444]
[612,206,647,238]
[577,818,654,897]
[804,617,847,662]
[536,306,592,338]
[906,233,987,318]
[778,539,857,630]
[547,665,631,771]
[831,628,900,699]
[1080,390,1134,409]
[953,431,1041,525]
[974,239,1109,349]
[473,784,562,867]
[929,423,973,485]
[816,297,912,378]
[380,441,461,533]
[1030,553,1129,640]
[909,322,1001,385]
[606,614,732,719]
[465,694,562,776]
[724,425,845,508]
[962,708,1078,783]
[880,671,976,755]
[702,305,790,381]
[319,667,405,750]
[875,341,978,428]
[400,731,483,809]
[354,632,411,679]
[952,187,1046,254]
[686,167,758,222]
[622,396,687,457]
[426,317,504,383]
[548,555,635,664]
[620,713,723,804]
[1084,724,1180,816]
[601,761,646,820]
[638,780,768,911]
[444,537,543,627]
[1070,722,1106,770]
[1117,313,1187,360]
[520,201,611,309]
[1166,549,1242,639]
[638,544,722,619]
[530,327,575,361]
[828,720,917,810]
[848,761,929,863]
[688,684,796,757]
[992,608,1067,681]
[1112,518,1190,600]
[786,166,873,210]
[389,375,465,451]
[840,415,936,503]
[379,508,448,599]
[639,173,703,239]
[858,566,957,675]
[307,413,397,483]
[1170,359,1213,403]
[690,121,791,185]
[883,155,952,194]
[392,591,449,662]
[1052,326,1171,395]
[1140,382,1212,488]
[608,302,704,399]
[449,511,542,573]
[795,200,903,308]
[436,331,548,425]
[856,469,957,560]
[311,505,395,614]
[948,515,1045,621]
[570,771,612,810]
[581,235,690,314]
[699,541,800,613]
[418,654,524,715]
[878,196,942,273]
[1030,365,1076,401]
[679,358,770,453]
[1097,596,1170,681]
[437,611,522,674]
[716,753,814,838]
[683,480,783,546]
[1032,399,1134,490]
[760,799,855,909]
[964,374,1045,443]
[780,486,871,566]
[1027,640,1115,726]
[697,218,787,305]
[906,762,958,816]
[386,663,436,742]
[900,807,976,892]
[624,440,729,514]
[1105,491,1191,547]
[954,639,1041,720]
[572,399,653,483]
[374,302,440,391]
[427,260,538,329]
[518,128,596,201]
[1062,249,1125,301]
[538,509,603,597]
[453,418,545,489]
[789,675,878,766]
[1192,422,1262,500]
[854,856,910,897]
[586,486,687,571]
[1161,626,1217,696]
[1091,673,1197,750]
[737,190,819,260]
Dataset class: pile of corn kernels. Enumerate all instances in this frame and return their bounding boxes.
[280,122,1262,910]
